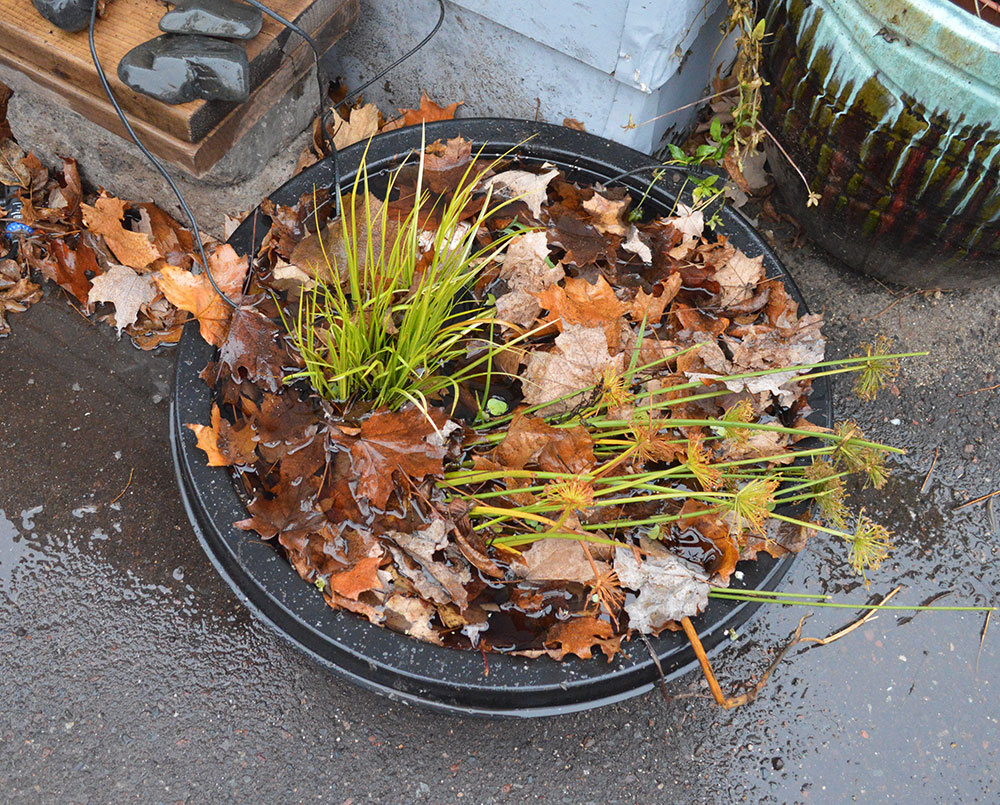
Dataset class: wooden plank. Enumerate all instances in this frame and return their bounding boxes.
[0,0,354,143]
[0,3,354,177]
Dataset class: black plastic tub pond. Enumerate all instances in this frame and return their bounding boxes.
[170,118,833,717]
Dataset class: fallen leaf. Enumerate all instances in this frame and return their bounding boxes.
[31,238,98,306]
[385,519,471,609]
[583,192,629,236]
[521,324,624,414]
[186,403,258,466]
[81,195,160,270]
[614,543,709,634]
[328,553,385,601]
[629,274,681,324]
[87,264,157,335]
[671,203,704,240]
[493,414,596,474]
[545,615,621,660]
[0,138,29,187]
[331,102,380,149]
[622,224,652,263]
[480,168,559,220]
[217,307,286,391]
[523,539,609,583]
[0,258,41,336]
[381,92,462,131]
[423,136,474,194]
[551,214,613,266]
[562,117,586,131]
[382,593,442,644]
[495,289,542,328]
[713,249,765,309]
[328,407,450,509]
[136,202,195,269]
[499,230,563,293]
[535,275,626,347]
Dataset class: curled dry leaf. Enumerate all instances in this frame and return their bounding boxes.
[81,195,160,271]
[614,543,709,634]
[622,224,653,264]
[385,519,472,609]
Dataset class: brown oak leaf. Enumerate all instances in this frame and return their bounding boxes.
[545,615,621,661]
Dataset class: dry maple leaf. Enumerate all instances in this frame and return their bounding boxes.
[30,238,97,306]
[521,324,624,414]
[135,202,194,269]
[381,92,462,132]
[614,542,709,634]
[87,264,157,335]
[493,414,596,474]
[81,195,160,271]
[154,244,247,346]
[331,102,380,149]
[186,403,258,467]
[327,553,385,601]
[328,407,450,509]
[671,203,705,240]
[535,275,626,348]
[582,192,629,236]
[628,274,682,324]
[479,168,559,220]
[0,258,42,336]
[544,615,621,661]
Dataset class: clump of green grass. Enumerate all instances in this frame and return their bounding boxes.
[282,139,519,414]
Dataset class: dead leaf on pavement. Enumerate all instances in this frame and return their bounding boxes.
[87,264,157,335]
[81,195,160,271]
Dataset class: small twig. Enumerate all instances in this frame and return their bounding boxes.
[976,611,990,676]
[680,614,809,709]
[953,488,1000,512]
[863,290,920,322]
[758,121,818,205]
[957,382,1000,398]
[919,447,939,495]
[640,633,671,703]
[798,585,902,647]
[62,292,96,327]
[625,87,739,131]
[109,468,134,506]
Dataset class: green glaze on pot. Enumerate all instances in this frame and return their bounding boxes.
[763,0,1000,288]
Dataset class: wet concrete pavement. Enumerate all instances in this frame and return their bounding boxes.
[1,233,998,803]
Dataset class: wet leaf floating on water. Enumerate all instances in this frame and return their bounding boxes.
[544,615,621,661]
[614,543,710,635]
[327,408,453,510]
[217,307,286,391]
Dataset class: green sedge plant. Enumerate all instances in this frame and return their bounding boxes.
[281,137,525,415]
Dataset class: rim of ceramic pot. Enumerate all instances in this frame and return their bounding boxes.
[171,118,833,717]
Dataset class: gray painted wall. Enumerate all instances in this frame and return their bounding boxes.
[325,0,735,153]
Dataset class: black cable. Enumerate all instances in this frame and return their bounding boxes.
[88,0,240,309]
[326,0,446,116]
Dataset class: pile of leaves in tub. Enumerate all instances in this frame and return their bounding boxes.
[184,137,898,661]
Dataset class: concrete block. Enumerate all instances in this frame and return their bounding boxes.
[0,60,321,238]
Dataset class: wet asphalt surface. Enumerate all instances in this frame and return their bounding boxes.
[1,227,999,803]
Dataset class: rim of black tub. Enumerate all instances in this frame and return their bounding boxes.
[170,118,833,717]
